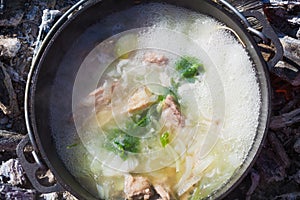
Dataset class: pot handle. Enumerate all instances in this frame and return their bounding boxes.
[17,135,64,193]
[217,0,283,70]
[242,10,284,70]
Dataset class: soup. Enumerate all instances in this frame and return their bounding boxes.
[51,3,261,199]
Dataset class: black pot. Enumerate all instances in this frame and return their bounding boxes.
[17,0,283,199]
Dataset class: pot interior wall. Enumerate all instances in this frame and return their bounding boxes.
[31,0,270,199]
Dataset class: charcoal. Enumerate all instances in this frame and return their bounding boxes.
[279,97,300,113]
[6,66,25,83]
[280,36,300,67]
[0,159,26,186]
[270,108,300,129]
[263,5,298,37]
[256,148,287,183]
[0,11,24,27]
[0,101,10,115]
[297,28,300,39]
[0,183,36,200]
[47,0,57,9]
[40,192,59,200]
[246,170,260,199]
[0,36,21,58]
[293,170,300,184]
[262,1,300,5]
[272,66,300,86]
[268,131,291,168]
[288,16,300,25]
[228,0,263,10]
[293,138,300,153]
[39,191,78,200]
[0,0,3,15]
[0,116,8,125]
[62,191,78,200]
[37,169,56,186]
[272,192,300,200]
[0,130,24,151]
[34,9,61,57]
[0,62,20,117]
[275,60,298,72]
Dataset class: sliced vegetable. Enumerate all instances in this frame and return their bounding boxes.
[177,175,202,196]
[190,186,201,200]
[166,144,180,172]
[147,84,170,97]
[175,56,204,79]
[105,129,140,160]
[160,132,170,147]
[175,156,193,189]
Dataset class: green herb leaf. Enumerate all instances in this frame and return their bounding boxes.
[157,95,165,102]
[136,115,148,127]
[175,56,204,79]
[105,129,140,160]
[170,78,180,91]
[66,143,78,149]
[160,132,170,147]
[131,109,150,127]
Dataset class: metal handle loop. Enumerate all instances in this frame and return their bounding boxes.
[243,10,284,70]
[217,0,283,69]
[17,135,64,193]
[218,0,269,43]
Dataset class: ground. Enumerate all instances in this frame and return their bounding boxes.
[0,0,299,199]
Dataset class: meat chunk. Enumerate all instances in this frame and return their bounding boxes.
[82,81,119,110]
[72,81,118,125]
[154,185,170,200]
[124,175,154,200]
[144,52,168,65]
[127,86,156,113]
[90,87,109,107]
[82,86,105,106]
[161,95,184,128]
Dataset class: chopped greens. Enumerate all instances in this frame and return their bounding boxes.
[136,115,149,127]
[131,109,150,127]
[160,132,170,147]
[170,78,180,91]
[66,143,78,149]
[157,95,165,102]
[168,88,179,104]
[105,129,140,160]
[175,56,204,79]
[130,91,172,128]
[156,89,179,104]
